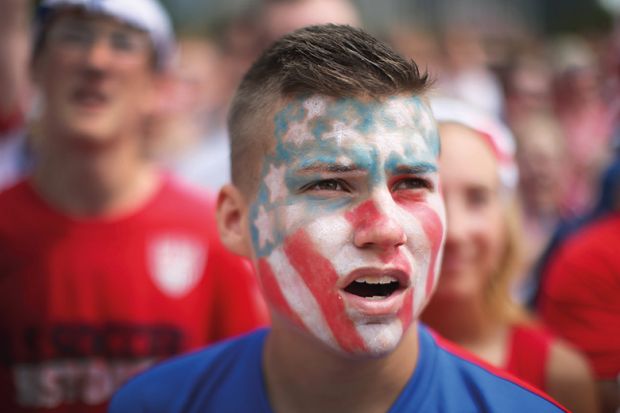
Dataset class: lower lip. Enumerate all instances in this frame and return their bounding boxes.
[76,100,106,110]
[72,93,108,109]
[340,288,407,316]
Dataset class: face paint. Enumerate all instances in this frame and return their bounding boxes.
[250,94,445,356]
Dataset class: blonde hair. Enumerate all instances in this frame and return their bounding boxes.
[483,195,531,324]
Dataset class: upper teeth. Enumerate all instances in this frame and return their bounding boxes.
[354,276,397,285]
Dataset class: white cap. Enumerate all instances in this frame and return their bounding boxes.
[36,0,174,70]
[430,96,519,191]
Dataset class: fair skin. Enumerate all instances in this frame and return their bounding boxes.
[29,11,164,216]
[261,0,360,44]
[423,123,507,360]
[218,93,445,413]
[0,0,29,120]
[423,122,599,413]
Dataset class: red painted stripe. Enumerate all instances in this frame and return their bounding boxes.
[410,204,443,298]
[398,289,414,328]
[283,230,367,353]
[258,259,306,331]
[345,199,380,228]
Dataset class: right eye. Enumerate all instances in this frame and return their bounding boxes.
[55,26,91,46]
[466,187,493,209]
[301,179,350,193]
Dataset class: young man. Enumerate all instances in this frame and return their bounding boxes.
[110,25,567,412]
[0,1,267,411]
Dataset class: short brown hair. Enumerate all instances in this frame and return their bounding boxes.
[228,24,431,195]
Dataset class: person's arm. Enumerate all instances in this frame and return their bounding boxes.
[545,339,600,413]
[0,0,30,132]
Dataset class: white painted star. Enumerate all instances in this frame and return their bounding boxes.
[325,121,357,146]
[418,108,436,136]
[284,122,315,146]
[265,164,287,203]
[384,99,413,128]
[304,96,327,119]
[254,206,275,249]
[408,132,429,156]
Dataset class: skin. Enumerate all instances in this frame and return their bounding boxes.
[422,122,599,413]
[30,11,165,216]
[0,0,29,118]
[430,123,504,308]
[422,122,509,363]
[262,0,361,44]
[218,93,445,412]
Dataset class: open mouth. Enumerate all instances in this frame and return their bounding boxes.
[344,276,401,300]
[73,88,108,107]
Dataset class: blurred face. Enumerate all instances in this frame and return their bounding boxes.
[436,123,505,301]
[248,94,445,357]
[263,0,360,43]
[32,11,158,145]
[516,124,566,212]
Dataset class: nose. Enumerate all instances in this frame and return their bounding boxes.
[83,39,114,70]
[348,195,407,250]
[443,196,467,246]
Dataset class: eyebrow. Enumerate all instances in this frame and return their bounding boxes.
[296,162,363,174]
[392,162,437,175]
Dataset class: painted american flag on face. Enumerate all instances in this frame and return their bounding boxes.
[249,94,445,356]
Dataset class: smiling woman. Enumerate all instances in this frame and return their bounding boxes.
[422,97,599,413]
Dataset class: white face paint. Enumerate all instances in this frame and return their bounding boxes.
[250,94,446,356]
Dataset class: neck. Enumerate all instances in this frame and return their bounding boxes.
[31,132,159,217]
[421,295,508,365]
[263,319,419,413]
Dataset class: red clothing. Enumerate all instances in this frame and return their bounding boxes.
[0,176,269,412]
[504,323,553,391]
[539,212,620,379]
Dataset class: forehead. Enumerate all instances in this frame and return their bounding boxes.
[439,123,499,186]
[36,8,155,67]
[48,6,147,31]
[270,94,439,167]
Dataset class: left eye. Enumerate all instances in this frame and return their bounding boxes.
[302,179,349,192]
[392,177,433,191]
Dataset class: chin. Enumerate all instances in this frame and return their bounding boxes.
[336,320,405,359]
[64,124,122,145]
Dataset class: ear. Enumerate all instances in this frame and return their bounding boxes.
[217,184,253,258]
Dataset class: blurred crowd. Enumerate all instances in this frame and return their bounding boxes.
[0,0,618,412]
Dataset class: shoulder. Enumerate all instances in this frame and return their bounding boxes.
[545,338,599,413]
[550,213,620,268]
[0,177,29,205]
[156,174,217,212]
[110,329,269,413]
[542,213,620,300]
[142,174,219,235]
[0,178,38,233]
[420,327,568,412]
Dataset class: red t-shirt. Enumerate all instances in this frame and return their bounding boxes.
[0,176,269,412]
[504,323,553,391]
[539,212,620,379]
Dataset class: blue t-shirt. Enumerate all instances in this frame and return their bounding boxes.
[110,325,566,412]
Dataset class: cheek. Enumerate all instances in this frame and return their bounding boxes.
[479,207,504,248]
[400,197,445,254]
[408,203,445,298]
[484,213,506,262]
[257,228,369,354]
